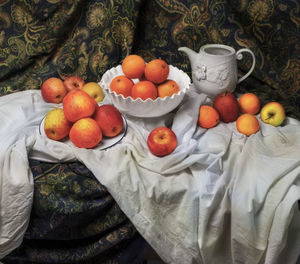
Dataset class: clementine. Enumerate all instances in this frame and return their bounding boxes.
[110,75,134,98]
[122,54,146,79]
[157,80,180,98]
[144,59,169,84]
[198,105,220,129]
[131,81,158,100]
[236,113,260,136]
[238,93,261,115]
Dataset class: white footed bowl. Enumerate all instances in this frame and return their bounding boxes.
[99,65,191,118]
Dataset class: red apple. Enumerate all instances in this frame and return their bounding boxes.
[69,117,102,149]
[93,104,124,137]
[147,127,177,157]
[213,92,239,123]
[63,90,96,122]
[64,76,85,92]
[41,77,67,103]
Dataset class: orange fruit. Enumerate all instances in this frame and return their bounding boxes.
[131,81,158,100]
[236,113,260,136]
[157,80,180,98]
[144,59,169,84]
[198,105,220,129]
[238,93,261,115]
[122,54,146,79]
[110,75,134,98]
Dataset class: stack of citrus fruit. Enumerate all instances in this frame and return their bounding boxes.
[110,55,180,100]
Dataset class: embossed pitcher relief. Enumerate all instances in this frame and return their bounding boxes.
[179,44,256,98]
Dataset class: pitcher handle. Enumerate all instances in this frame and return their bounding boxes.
[236,48,256,84]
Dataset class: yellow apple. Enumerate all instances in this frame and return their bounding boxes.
[260,102,285,126]
[44,108,72,140]
[82,82,104,102]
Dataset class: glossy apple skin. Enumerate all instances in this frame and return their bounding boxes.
[44,108,72,140]
[64,76,85,92]
[93,105,124,137]
[260,102,285,126]
[213,92,239,123]
[147,127,177,157]
[41,77,67,103]
[63,90,96,122]
[69,118,102,149]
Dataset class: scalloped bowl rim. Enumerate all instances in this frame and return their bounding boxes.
[99,64,191,117]
[100,65,191,102]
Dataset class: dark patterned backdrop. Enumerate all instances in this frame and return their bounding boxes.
[0,0,299,117]
[1,0,299,263]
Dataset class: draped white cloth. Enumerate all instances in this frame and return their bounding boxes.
[1,89,300,263]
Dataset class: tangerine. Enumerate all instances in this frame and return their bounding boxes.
[110,75,134,98]
[144,59,169,84]
[122,54,146,79]
[157,80,180,98]
[131,81,158,101]
[236,113,260,136]
[238,93,261,115]
[198,105,220,129]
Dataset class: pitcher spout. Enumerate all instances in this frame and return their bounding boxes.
[178,47,198,68]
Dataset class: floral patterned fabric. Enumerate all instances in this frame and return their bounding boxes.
[0,0,299,263]
[3,160,146,264]
[0,0,299,117]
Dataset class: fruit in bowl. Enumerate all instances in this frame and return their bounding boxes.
[110,75,134,98]
[63,90,96,122]
[144,59,169,84]
[64,76,85,92]
[122,54,146,79]
[69,117,102,149]
[157,80,180,99]
[93,104,124,138]
[44,108,72,140]
[131,81,157,100]
[100,55,191,118]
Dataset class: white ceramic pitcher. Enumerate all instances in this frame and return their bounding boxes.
[178,44,256,98]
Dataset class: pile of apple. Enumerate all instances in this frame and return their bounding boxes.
[197,91,286,136]
[41,76,124,149]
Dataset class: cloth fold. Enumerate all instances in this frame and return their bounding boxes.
[1,89,300,264]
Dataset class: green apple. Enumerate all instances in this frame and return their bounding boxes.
[260,102,285,126]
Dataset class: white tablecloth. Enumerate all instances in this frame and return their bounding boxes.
[1,89,300,263]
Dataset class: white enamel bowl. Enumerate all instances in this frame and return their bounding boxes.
[99,65,191,118]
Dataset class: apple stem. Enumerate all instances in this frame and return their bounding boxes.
[266,112,275,120]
